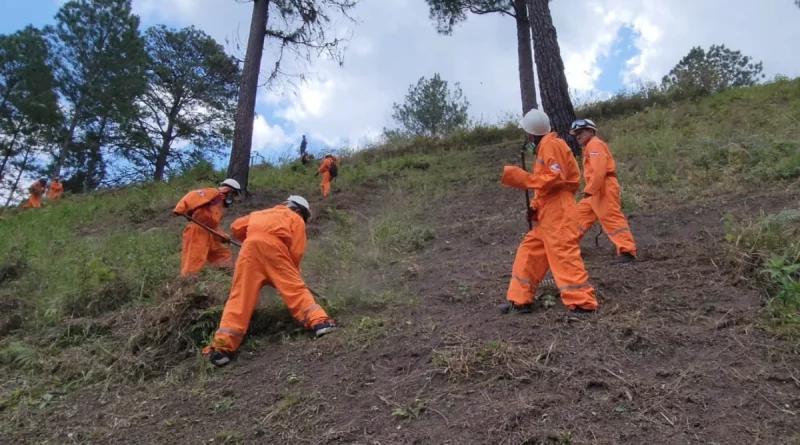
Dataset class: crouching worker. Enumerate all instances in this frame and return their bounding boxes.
[499,108,598,314]
[173,179,242,276]
[203,196,336,367]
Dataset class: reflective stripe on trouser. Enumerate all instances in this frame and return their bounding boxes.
[207,237,330,353]
[573,177,637,256]
[180,225,232,276]
[320,172,332,197]
[506,192,597,310]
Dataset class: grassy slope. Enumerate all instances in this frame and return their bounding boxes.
[0,78,799,440]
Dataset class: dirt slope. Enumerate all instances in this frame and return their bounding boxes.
[6,147,800,445]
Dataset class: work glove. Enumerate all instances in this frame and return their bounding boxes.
[582,192,592,199]
[314,172,319,177]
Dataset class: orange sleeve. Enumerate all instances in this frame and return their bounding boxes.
[289,218,307,267]
[317,158,330,174]
[527,141,563,192]
[173,194,192,215]
[191,205,219,227]
[230,214,251,242]
[501,166,535,189]
[584,139,609,196]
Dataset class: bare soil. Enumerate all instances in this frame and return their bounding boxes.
[4,149,800,445]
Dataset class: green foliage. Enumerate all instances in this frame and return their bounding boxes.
[391,73,470,137]
[761,255,800,318]
[426,0,511,35]
[121,25,240,182]
[0,342,39,371]
[662,44,765,97]
[46,0,147,188]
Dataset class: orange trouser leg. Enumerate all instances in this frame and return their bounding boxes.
[207,237,233,269]
[180,226,211,276]
[505,229,550,306]
[577,178,637,256]
[261,240,331,328]
[206,243,269,353]
[541,193,598,310]
[574,198,598,241]
[320,173,331,197]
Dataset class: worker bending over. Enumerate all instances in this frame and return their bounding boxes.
[203,196,336,366]
[570,119,637,263]
[499,109,598,314]
[173,179,242,276]
[316,153,339,197]
[22,179,46,208]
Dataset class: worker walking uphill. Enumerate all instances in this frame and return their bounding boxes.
[203,196,336,366]
[173,179,242,276]
[22,179,46,208]
[47,176,64,201]
[316,153,339,197]
[499,109,597,314]
[570,119,637,263]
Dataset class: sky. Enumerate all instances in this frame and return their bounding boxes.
[2,0,799,163]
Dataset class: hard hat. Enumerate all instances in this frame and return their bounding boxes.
[286,195,311,221]
[519,108,551,136]
[219,178,241,193]
[569,118,597,135]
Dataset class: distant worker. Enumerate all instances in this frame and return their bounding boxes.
[499,109,597,314]
[570,119,637,264]
[22,179,46,209]
[172,179,242,276]
[315,153,339,197]
[299,135,308,156]
[47,176,64,201]
[203,196,336,366]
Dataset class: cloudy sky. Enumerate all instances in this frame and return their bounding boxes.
[2,0,799,161]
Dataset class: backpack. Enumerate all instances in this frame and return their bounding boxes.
[329,160,338,178]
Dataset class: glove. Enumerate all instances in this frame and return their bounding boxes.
[314,172,319,177]
[221,236,232,245]
[582,192,592,199]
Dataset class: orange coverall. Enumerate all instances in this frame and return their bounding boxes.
[22,182,44,208]
[204,205,332,353]
[173,188,232,276]
[47,180,63,200]
[317,156,339,197]
[573,137,637,256]
[501,132,597,311]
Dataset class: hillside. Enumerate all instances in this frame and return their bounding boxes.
[1,78,799,444]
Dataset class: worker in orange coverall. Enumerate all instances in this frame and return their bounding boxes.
[498,108,598,314]
[315,153,339,197]
[203,195,336,367]
[22,179,46,208]
[570,119,637,264]
[47,176,64,201]
[172,179,242,276]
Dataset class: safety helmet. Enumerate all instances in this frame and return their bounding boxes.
[286,195,311,222]
[569,118,597,135]
[519,108,551,136]
[219,178,242,194]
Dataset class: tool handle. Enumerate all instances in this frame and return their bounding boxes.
[181,213,241,247]
[520,147,533,231]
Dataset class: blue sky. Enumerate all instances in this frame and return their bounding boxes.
[3,0,799,166]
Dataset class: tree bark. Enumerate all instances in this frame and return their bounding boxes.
[528,0,580,156]
[513,0,537,114]
[83,116,108,193]
[225,0,270,195]
[6,145,33,206]
[55,110,81,178]
[154,132,171,182]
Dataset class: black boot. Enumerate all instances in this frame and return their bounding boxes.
[614,252,636,264]
[570,306,596,315]
[497,301,533,314]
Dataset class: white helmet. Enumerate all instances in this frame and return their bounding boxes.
[220,178,242,194]
[519,108,551,136]
[286,195,311,221]
[569,118,597,135]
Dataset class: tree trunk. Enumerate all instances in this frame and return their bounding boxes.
[0,125,22,180]
[6,145,33,206]
[513,0,537,114]
[55,110,81,178]
[528,0,580,157]
[154,130,172,181]
[83,116,108,193]
[225,0,270,195]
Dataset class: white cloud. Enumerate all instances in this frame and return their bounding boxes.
[251,114,290,152]
[130,0,800,146]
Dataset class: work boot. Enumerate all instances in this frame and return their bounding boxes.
[497,301,533,314]
[614,252,636,264]
[570,306,596,315]
[207,350,233,367]
[313,320,337,337]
